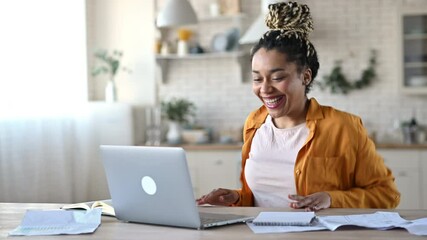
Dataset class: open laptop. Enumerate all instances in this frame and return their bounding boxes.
[100,145,253,229]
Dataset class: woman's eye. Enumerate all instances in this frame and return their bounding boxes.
[272,77,285,81]
[252,77,262,82]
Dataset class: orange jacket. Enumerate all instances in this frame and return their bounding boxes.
[235,98,400,208]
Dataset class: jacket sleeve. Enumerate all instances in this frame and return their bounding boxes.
[325,118,400,208]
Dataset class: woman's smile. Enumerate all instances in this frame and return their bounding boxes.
[263,96,285,109]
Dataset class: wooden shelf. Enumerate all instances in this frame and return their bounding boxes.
[155,12,249,84]
[156,51,249,83]
[156,51,245,60]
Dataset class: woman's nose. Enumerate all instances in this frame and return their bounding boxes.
[260,80,272,93]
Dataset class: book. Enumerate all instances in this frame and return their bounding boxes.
[252,212,315,226]
[61,199,115,217]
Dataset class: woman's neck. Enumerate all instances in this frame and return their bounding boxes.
[272,98,309,129]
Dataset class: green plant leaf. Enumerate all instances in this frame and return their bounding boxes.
[161,98,196,123]
[91,49,131,79]
[320,50,377,94]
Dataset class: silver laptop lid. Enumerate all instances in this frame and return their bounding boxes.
[100,145,201,229]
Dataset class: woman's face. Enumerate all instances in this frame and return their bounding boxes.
[252,48,310,120]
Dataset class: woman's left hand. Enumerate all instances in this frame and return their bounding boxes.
[288,192,331,211]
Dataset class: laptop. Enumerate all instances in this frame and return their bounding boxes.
[100,145,253,229]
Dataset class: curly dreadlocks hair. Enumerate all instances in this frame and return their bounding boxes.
[251,1,320,94]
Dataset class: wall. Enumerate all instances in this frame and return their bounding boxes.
[86,0,156,145]
[86,0,156,106]
[158,0,427,142]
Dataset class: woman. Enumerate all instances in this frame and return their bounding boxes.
[196,1,400,211]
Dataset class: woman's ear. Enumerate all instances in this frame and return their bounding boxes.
[302,68,313,85]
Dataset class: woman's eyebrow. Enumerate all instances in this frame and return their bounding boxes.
[269,68,285,73]
[252,68,285,74]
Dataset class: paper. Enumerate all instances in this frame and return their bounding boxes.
[247,218,328,234]
[318,211,427,236]
[9,208,102,236]
[252,212,315,226]
[401,217,427,236]
[317,211,409,231]
[247,211,427,236]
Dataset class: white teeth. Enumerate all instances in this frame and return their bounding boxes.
[264,97,281,104]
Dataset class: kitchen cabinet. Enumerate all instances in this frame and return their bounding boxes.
[421,150,427,209]
[401,13,427,94]
[378,149,422,209]
[186,150,241,198]
[185,147,427,209]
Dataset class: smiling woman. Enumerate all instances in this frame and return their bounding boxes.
[0,0,87,118]
[197,1,400,211]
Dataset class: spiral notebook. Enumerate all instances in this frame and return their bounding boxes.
[252,212,315,226]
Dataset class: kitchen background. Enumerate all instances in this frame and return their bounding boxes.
[90,0,427,144]
[1,0,426,205]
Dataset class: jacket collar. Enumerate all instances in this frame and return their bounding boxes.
[306,98,324,121]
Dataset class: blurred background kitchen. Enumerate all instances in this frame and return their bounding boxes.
[1,0,427,209]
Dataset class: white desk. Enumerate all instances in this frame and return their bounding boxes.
[1,203,426,239]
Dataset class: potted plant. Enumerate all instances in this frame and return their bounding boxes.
[91,49,131,102]
[161,98,196,144]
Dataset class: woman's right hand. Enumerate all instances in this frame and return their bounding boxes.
[196,188,239,206]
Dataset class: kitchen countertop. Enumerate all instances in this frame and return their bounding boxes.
[375,143,427,149]
[163,143,243,151]
[168,143,427,151]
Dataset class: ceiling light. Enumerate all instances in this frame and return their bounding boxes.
[156,0,198,28]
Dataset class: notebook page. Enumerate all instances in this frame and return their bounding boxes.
[252,212,315,226]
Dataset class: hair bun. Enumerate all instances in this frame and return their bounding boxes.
[265,1,313,38]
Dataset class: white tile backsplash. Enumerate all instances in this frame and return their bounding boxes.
[158,0,427,142]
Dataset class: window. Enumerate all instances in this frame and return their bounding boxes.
[0,0,87,118]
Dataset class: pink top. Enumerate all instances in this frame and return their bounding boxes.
[244,115,309,207]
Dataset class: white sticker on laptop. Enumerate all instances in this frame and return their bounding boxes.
[141,176,157,195]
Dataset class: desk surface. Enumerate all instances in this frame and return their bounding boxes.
[1,203,426,239]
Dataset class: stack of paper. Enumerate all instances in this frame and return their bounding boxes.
[247,211,427,236]
[9,209,102,236]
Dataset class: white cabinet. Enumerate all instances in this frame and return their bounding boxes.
[421,150,427,209]
[184,148,427,208]
[401,13,427,94]
[186,150,241,198]
[378,149,422,209]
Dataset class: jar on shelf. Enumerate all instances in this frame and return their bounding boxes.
[177,28,192,56]
[160,41,171,55]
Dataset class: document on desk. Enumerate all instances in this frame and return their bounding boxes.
[317,211,409,231]
[402,217,427,236]
[318,211,427,236]
[9,208,102,236]
[247,211,427,236]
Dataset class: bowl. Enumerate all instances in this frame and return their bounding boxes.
[182,129,209,144]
